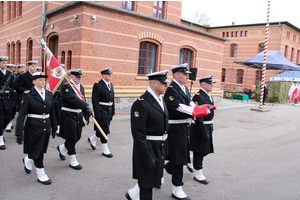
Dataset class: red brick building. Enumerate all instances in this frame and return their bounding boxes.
[183,20,300,91]
[1,1,227,108]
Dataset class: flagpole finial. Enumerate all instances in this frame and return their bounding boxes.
[37,38,47,46]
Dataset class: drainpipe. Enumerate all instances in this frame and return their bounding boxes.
[277,22,281,50]
[275,22,282,75]
[40,1,46,71]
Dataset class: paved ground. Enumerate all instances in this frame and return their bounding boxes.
[0,99,299,200]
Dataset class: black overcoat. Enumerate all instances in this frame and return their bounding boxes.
[16,88,57,159]
[59,83,89,141]
[163,81,191,165]
[131,91,168,188]
[190,89,214,154]
[92,80,115,135]
[0,70,14,110]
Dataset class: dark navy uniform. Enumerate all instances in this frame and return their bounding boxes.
[190,75,216,185]
[57,69,92,170]
[0,68,14,149]
[163,64,192,200]
[92,79,115,141]
[127,70,169,200]
[16,88,57,160]
[60,83,88,142]
[190,89,214,156]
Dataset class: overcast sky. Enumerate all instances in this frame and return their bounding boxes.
[181,0,300,28]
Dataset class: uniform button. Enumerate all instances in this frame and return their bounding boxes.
[44,105,46,108]
[187,124,189,127]
[188,136,190,138]
[162,156,164,159]
[109,108,110,110]
[78,121,80,123]
[44,121,46,123]
[165,131,167,133]
[44,129,46,131]
[162,143,164,146]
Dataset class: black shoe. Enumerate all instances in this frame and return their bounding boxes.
[38,178,52,185]
[5,129,11,132]
[0,145,6,150]
[171,193,191,200]
[69,164,82,170]
[102,152,113,158]
[194,177,209,185]
[187,165,193,173]
[88,138,96,150]
[22,157,31,174]
[125,192,132,200]
[56,146,66,160]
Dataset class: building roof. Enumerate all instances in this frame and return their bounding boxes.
[181,19,300,33]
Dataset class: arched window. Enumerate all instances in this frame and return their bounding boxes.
[221,68,226,82]
[236,69,244,84]
[27,38,33,61]
[61,51,65,64]
[16,41,21,64]
[11,42,15,64]
[6,43,10,63]
[0,1,4,24]
[291,48,294,62]
[67,51,72,70]
[258,43,264,53]
[230,44,237,57]
[179,48,192,66]
[296,50,300,64]
[284,45,288,57]
[49,34,59,59]
[138,42,157,75]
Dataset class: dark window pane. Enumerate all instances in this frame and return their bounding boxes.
[120,1,125,9]
[158,10,162,18]
[153,9,157,17]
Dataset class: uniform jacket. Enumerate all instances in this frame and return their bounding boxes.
[14,71,34,95]
[92,79,115,135]
[60,83,89,141]
[131,91,168,188]
[163,81,191,165]
[15,88,57,159]
[190,89,214,154]
[0,70,14,110]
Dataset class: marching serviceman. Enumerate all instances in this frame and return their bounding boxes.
[5,64,17,132]
[190,75,216,185]
[14,61,38,111]
[16,63,26,77]
[0,57,14,150]
[163,63,193,200]
[126,70,169,200]
[15,72,57,185]
[88,67,115,158]
[56,69,93,170]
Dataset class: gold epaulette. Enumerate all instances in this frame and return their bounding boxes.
[195,93,200,95]
[138,97,144,101]
[168,85,173,88]
[24,90,30,94]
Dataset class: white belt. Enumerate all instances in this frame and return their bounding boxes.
[28,113,49,119]
[168,118,192,124]
[146,134,168,141]
[203,120,214,124]
[61,107,82,113]
[99,102,113,106]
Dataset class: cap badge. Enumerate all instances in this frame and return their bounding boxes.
[65,89,69,92]
[169,96,174,101]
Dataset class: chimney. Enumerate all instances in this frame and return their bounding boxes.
[232,22,235,25]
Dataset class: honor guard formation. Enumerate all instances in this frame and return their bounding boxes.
[1,56,218,199]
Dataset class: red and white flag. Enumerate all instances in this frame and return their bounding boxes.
[44,46,68,93]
